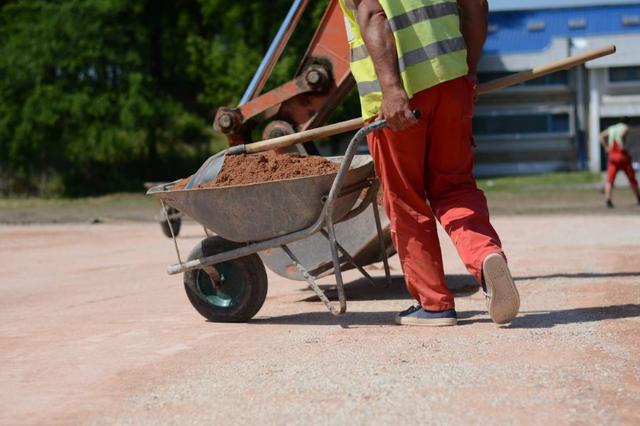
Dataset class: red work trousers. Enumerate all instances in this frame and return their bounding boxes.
[607,144,638,187]
[367,76,503,311]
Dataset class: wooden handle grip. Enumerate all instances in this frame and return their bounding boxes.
[244,117,364,154]
[244,45,616,154]
[478,44,616,95]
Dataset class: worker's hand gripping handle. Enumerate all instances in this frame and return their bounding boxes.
[363,109,421,135]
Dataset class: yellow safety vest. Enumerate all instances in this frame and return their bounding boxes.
[339,0,468,120]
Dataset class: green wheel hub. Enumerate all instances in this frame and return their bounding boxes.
[184,236,268,322]
[195,263,246,309]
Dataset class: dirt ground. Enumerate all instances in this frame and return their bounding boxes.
[1,216,639,425]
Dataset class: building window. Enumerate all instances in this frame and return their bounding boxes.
[568,18,587,30]
[622,15,640,26]
[473,113,570,136]
[608,66,640,83]
[527,21,545,32]
[478,70,569,87]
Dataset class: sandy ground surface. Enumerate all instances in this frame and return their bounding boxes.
[1,217,639,425]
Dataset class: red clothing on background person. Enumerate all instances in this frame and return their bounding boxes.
[601,121,640,208]
[607,136,638,188]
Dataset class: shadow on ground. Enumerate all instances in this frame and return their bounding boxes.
[254,304,640,329]
[514,271,640,281]
[298,274,479,303]
[508,304,640,329]
[253,309,488,328]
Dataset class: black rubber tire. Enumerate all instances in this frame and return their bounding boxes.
[160,207,182,238]
[184,236,268,322]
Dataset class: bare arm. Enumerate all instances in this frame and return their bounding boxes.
[457,0,488,77]
[354,0,417,131]
[600,128,610,152]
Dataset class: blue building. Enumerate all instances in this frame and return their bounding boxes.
[476,0,640,176]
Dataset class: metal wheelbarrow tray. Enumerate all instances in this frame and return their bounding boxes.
[148,120,393,322]
[149,156,375,243]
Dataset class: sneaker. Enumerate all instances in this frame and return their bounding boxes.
[606,200,614,208]
[482,253,520,324]
[394,304,457,326]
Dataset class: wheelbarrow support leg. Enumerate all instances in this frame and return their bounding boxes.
[160,200,184,266]
[325,219,347,314]
[280,245,342,315]
[372,195,392,288]
[319,229,377,287]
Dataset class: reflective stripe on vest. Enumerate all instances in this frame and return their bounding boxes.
[339,0,468,120]
[608,123,628,149]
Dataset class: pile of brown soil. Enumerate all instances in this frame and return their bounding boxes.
[193,152,340,188]
[171,178,190,191]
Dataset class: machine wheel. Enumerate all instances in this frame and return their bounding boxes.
[160,207,182,238]
[184,236,268,322]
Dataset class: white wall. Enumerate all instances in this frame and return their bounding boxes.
[588,69,604,172]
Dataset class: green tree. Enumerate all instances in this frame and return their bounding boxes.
[0,0,332,196]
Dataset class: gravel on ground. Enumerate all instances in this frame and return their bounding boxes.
[0,216,638,425]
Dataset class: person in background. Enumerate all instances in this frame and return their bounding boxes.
[600,117,640,208]
[338,0,519,326]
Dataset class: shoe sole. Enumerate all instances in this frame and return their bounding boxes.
[483,253,520,324]
[395,316,457,327]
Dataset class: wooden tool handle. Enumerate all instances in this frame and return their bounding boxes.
[244,117,364,154]
[478,44,615,94]
[244,45,616,154]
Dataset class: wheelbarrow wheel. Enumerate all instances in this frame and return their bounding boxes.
[184,236,268,323]
[160,207,182,238]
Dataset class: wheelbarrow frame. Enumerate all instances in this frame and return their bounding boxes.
[160,119,392,315]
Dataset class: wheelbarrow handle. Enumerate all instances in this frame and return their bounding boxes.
[347,109,421,138]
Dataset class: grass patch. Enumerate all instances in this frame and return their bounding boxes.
[0,193,158,224]
[0,193,154,208]
[478,172,602,192]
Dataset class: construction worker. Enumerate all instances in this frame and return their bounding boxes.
[600,118,640,208]
[338,0,519,326]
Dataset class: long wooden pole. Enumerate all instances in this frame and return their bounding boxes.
[477,44,615,94]
[244,45,616,154]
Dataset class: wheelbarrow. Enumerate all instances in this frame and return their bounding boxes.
[147,119,392,322]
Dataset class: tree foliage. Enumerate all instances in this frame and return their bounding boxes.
[0,0,330,195]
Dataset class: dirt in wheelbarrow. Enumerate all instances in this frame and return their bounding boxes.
[171,178,191,191]
[195,152,341,188]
